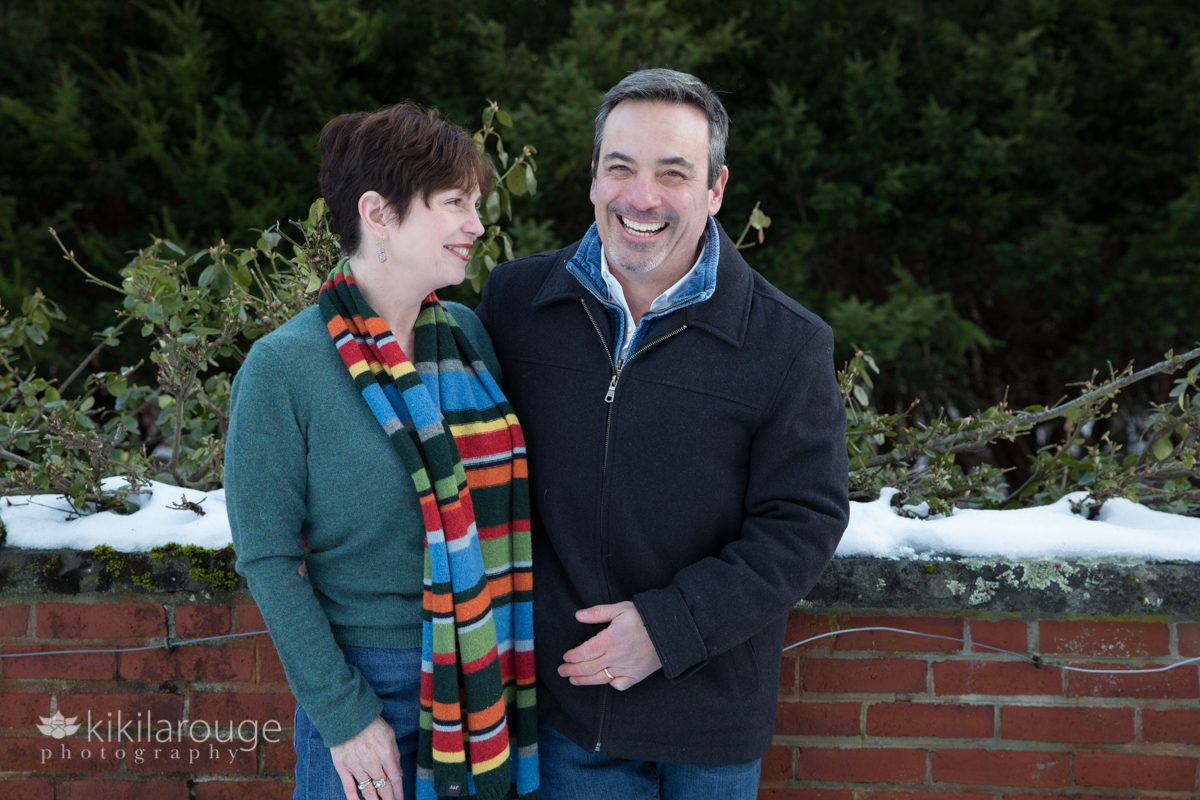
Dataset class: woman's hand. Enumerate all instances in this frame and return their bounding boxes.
[329,715,404,800]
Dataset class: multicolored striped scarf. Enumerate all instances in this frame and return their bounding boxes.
[319,259,538,800]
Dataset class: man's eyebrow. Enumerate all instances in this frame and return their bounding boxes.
[658,155,694,171]
[601,152,695,171]
[601,151,635,165]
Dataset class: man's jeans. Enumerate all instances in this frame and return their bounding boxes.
[293,646,421,800]
[538,723,762,799]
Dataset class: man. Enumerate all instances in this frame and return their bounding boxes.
[477,68,849,798]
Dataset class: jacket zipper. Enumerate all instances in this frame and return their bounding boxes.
[578,297,688,752]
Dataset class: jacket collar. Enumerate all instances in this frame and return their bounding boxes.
[531,218,752,349]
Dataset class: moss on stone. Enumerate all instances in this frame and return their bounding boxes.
[150,543,240,594]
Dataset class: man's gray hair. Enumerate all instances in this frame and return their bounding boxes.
[592,68,729,189]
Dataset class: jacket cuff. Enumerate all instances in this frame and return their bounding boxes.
[633,586,708,681]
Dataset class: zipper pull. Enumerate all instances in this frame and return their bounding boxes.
[604,374,618,403]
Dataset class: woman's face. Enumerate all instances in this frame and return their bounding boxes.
[383,186,485,293]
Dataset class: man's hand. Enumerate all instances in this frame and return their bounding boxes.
[558,601,662,691]
[329,715,404,800]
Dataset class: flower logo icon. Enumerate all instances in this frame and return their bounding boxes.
[37,710,80,739]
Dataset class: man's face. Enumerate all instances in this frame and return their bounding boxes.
[590,100,728,278]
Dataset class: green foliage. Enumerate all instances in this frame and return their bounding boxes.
[5,1,1199,407]
[843,346,1200,517]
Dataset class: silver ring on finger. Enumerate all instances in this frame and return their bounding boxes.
[356,778,373,791]
[372,777,389,789]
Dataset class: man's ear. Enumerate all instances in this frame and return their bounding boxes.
[357,191,389,241]
[707,165,730,216]
[588,161,597,205]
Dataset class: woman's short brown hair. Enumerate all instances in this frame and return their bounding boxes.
[318,102,491,255]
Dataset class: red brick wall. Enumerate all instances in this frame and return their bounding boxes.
[0,595,292,799]
[768,611,1200,799]
[1,597,1198,798]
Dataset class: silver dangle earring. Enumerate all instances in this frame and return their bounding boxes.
[377,243,388,263]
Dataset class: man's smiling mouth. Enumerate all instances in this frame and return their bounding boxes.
[618,215,668,238]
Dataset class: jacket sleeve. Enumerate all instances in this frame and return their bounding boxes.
[632,322,850,680]
[224,340,383,745]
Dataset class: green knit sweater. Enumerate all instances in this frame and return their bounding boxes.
[224,302,501,747]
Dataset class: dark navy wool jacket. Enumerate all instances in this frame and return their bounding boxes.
[477,221,849,765]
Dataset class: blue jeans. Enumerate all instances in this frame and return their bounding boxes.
[293,646,421,800]
[538,723,761,800]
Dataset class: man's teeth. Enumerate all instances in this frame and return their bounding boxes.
[620,217,667,237]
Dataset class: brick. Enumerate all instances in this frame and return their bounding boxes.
[760,745,794,782]
[60,691,184,726]
[779,654,800,699]
[1000,705,1134,743]
[1075,752,1197,791]
[1003,795,1115,800]
[262,734,296,774]
[1143,708,1200,744]
[1,645,116,680]
[37,602,165,640]
[969,620,1026,654]
[774,701,860,736]
[0,604,30,637]
[1038,620,1170,657]
[759,790,853,800]
[190,691,294,727]
[258,641,287,684]
[118,646,253,682]
[785,613,837,654]
[58,779,189,800]
[0,736,121,772]
[234,603,267,633]
[862,793,993,800]
[125,739,257,775]
[1067,662,1198,699]
[933,661,1061,696]
[932,749,1069,788]
[867,701,993,738]
[1179,623,1200,657]
[797,747,925,784]
[194,780,294,800]
[0,777,54,800]
[175,605,232,639]
[0,690,54,728]
[802,657,927,694]
[833,615,963,653]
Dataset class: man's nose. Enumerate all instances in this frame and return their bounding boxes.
[623,176,661,211]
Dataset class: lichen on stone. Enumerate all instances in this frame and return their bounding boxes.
[968,576,1000,605]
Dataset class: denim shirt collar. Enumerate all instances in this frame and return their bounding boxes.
[565,216,720,315]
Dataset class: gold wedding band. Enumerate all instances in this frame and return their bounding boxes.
[603,667,615,681]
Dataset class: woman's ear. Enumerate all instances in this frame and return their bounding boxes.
[357,191,390,241]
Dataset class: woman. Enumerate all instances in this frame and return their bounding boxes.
[225,103,537,800]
